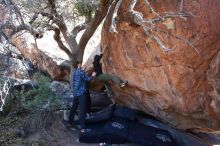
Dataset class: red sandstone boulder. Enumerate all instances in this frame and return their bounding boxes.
[101,0,220,130]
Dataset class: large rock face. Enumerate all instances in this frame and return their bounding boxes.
[101,0,220,130]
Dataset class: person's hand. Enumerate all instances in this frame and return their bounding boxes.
[92,72,96,77]
[82,66,87,70]
[88,66,93,70]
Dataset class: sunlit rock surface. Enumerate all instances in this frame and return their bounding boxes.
[101,0,220,130]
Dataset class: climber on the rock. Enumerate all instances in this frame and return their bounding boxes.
[90,54,128,97]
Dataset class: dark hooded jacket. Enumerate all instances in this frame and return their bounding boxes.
[93,54,103,77]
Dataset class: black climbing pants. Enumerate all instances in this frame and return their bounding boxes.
[69,93,87,129]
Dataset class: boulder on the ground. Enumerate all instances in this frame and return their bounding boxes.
[101,0,220,130]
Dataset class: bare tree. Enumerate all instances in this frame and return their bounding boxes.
[0,0,113,67]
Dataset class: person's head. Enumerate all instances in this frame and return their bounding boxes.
[93,54,103,63]
[76,61,82,69]
[72,61,82,68]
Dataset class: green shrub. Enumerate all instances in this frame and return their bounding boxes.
[21,72,57,110]
[74,0,98,17]
[3,72,60,113]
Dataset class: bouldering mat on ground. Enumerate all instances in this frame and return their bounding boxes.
[75,104,115,125]
[104,117,129,141]
[78,122,125,144]
[128,121,178,146]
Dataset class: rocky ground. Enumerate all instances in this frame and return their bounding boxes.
[0,111,140,146]
[0,112,95,146]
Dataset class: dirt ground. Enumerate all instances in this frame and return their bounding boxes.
[31,114,140,146]
[46,116,101,146]
[0,112,140,146]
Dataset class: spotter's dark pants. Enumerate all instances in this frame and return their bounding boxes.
[69,93,87,129]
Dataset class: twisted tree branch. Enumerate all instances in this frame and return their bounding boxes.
[29,12,40,25]
[125,0,198,54]
[180,0,184,12]
[143,0,161,18]
[77,0,114,62]
[3,0,25,25]
[1,23,42,38]
[49,26,73,59]
[71,23,87,38]
[109,0,123,33]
